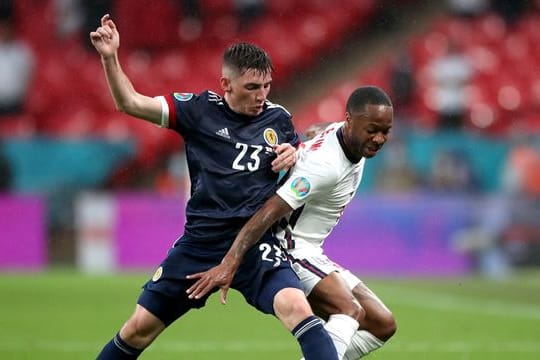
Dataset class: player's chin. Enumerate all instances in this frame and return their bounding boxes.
[363,148,379,158]
[245,108,262,117]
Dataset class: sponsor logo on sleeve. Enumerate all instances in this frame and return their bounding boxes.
[291,177,311,198]
[173,92,194,101]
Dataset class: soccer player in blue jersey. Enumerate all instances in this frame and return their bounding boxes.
[90,14,338,359]
[186,87,397,359]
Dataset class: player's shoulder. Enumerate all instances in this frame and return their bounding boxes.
[264,99,291,117]
[206,90,224,104]
[303,122,343,153]
[298,123,345,168]
[170,90,223,105]
[296,147,336,174]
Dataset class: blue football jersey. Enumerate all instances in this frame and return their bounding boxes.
[161,91,299,241]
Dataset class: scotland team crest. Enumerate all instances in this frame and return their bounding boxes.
[263,128,278,146]
[152,266,163,281]
[173,92,194,101]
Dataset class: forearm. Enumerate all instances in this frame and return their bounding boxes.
[223,196,292,267]
[101,55,161,124]
[101,55,134,110]
[224,212,273,266]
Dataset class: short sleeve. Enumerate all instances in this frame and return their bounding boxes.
[158,92,201,136]
[277,154,338,210]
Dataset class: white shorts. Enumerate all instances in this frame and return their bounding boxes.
[288,249,362,296]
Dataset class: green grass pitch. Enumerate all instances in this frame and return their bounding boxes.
[1,270,539,359]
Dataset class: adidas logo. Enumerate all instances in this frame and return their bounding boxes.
[216,127,230,139]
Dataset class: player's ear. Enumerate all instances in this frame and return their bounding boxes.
[345,111,352,124]
[220,76,231,92]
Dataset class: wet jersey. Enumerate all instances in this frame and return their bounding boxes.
[275,122,365,251]
[156,91,299,241]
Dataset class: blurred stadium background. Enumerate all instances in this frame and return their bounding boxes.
[1,0,539,359]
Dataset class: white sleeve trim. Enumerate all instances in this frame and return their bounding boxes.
[277,188,303,210]
[154,96,169,128]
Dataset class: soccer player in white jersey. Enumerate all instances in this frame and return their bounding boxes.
[187,86,397,359]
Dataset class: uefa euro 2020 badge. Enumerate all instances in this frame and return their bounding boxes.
[173,92,194,101]
[291,177,310,198]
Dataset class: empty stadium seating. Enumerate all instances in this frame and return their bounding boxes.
[294,10,540,136]
[3,0,378,168]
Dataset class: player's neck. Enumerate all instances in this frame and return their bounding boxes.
[223,94,242,115]
[223,95,258,119]
[337,127,362,164]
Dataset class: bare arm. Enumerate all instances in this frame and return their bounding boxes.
[186,195,293,303]
[90,14,162,124]
[226,195,292,268]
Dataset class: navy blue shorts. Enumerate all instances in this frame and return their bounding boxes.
[138,233,302,326]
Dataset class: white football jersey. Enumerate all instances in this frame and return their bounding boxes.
[275,122,365,251]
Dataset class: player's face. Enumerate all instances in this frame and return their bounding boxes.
[345,104,393,159]
[221,68,272,117]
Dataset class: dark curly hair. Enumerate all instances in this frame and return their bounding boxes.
[346,86,393,114]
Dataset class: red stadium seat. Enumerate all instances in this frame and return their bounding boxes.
[114,0,181,51]
[266,0,300,17]
[200,0,234,13]
[8,0,418,170]
[0,114,36,139]
[520,112,540,134]
[474,13,507,46]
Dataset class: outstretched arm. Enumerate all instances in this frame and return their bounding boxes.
[186,195,293,303]
[90,14,162,124]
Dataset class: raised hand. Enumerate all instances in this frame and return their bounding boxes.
[89,14,120,58]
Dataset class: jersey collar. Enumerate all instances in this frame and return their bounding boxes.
[336,127,362,164]
[223,98,264,122]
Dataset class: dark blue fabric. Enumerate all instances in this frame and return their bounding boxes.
[293,316,339,360]
[96,333,142,359]
[170,91,299,240]
[139,232,302,324]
